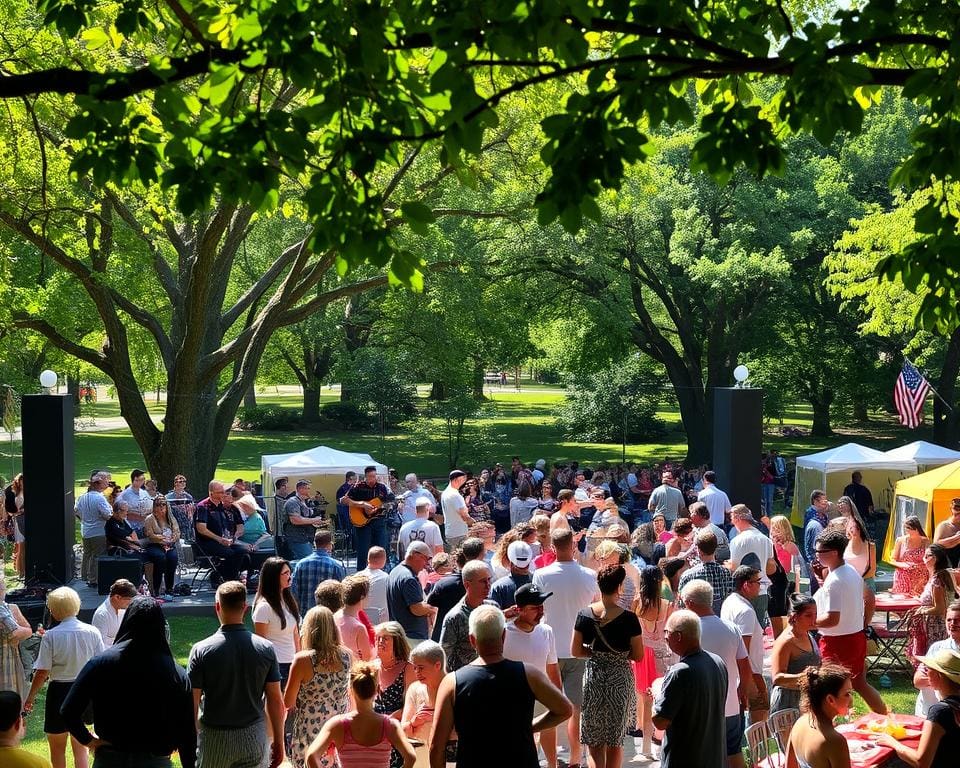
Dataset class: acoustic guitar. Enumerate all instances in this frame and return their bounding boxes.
[348,497,385,528]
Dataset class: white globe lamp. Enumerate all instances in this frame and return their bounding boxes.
[733,365,749,387]
[39,369,58,392]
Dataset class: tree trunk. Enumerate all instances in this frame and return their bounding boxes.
[810,395,834,437]
[429,381,447,400]
[303,386,321,421]
[934,327,960,447]
[244,385,257,409]
[852,394,870,423]
[471,362,486,400]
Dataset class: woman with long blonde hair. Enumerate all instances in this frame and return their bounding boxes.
[768,515,802,638]
[285,606,352,768]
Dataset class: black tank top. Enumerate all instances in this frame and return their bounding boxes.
[453,659,538,768]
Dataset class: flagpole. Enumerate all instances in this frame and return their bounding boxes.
[906,357,954,412]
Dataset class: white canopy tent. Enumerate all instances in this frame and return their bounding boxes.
[261,446,388,529]
[790,443,917,525]
[883,440,960,472]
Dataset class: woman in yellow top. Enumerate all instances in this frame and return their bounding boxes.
[143,496,181,597]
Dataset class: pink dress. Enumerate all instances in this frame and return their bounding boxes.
[893,543,927,596]
[338,713,393,768]
[632,601,676,692]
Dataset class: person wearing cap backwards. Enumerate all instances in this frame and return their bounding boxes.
[431,604,572,768]
[503,584,562,768]
[282,479,326,560]
[343,465,396,572]
[878,646,960,768]
[439,560,498,671]
[490,541,534,609]
[441,470,473,553]
[398,498,444,559]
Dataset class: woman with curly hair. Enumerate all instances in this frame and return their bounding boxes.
[907,543,958,667]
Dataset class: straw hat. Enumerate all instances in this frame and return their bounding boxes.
[918,647,960,685]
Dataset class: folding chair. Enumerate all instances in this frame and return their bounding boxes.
[746,721,785,768]
[189,542,226,591]
[769,708,799,755]
[867,620,910,676]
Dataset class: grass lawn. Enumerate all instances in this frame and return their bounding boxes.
[1,387,934,486]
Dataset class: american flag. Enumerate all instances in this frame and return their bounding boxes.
[894,361,931,428]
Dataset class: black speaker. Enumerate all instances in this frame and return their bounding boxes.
[712,387,763,518]
[97,556,143,595]
[22,394,75,586]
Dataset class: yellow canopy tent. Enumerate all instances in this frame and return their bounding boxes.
[882,459,960,561]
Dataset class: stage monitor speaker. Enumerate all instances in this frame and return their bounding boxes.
[97,556,143,595]
[22,393,75,586]
[712,387,763,519]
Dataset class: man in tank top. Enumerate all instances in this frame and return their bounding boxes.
[430,605,571,768]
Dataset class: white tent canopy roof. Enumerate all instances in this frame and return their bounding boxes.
[796,442,917,472]
[883,440,960,466]
[261,445,387,476]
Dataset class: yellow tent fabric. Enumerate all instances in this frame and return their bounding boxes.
[882,459,960,561]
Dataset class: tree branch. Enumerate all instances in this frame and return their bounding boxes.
[13,315,111,374]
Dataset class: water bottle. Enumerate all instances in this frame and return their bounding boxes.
[879,673,892,689]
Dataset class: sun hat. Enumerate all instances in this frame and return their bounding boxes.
[917,647,960,684]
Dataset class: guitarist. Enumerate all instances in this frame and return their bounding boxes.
[341,466,395,569]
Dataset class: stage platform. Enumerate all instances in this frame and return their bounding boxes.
[74,569,219,621]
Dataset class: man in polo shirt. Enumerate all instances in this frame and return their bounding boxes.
[812,528,887,714]
[441,470,472,552]
[387,541,437,643]
[188,581,284,768]
[194,480,249,583]
[282,479,326,560]
[915,600,960,714]
[91,579,137,646]
[343,465,395,573]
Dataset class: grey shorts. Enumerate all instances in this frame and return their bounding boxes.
[558,657,586,708]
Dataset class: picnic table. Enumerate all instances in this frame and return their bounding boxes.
[838,713,924,768]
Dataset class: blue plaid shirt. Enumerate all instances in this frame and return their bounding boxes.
[291,550,346,610]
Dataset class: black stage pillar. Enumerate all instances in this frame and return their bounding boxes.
[22,393,75,585]
[712,387,762,519]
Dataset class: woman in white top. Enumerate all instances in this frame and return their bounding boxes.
[253,557,302,687]
[23,587,104,768]
[843,512,876,628]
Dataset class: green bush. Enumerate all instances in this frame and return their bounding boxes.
[557,356,666,442]
[319,401,374,430]
[234,405,301,430]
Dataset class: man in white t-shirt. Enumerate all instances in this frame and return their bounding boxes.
[727,505,775,627]
[721,566,768,724]
[440,470,472,552]
[356,546,391,624]
[399,473,436,524]
[503,584,562,768]
[91,579,138,646]
[697,471,732,527]
[813,528,887,714]
[681,579,752,768]
[118,469,151,534]
[532,528,598,768]
[398,499,444,558]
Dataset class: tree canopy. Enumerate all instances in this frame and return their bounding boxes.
[3,0,959,326]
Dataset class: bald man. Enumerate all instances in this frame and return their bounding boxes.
[194,480,250,582]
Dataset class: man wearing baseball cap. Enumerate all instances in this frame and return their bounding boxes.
[282,479,325,560]
[503,584,562,768]
[387,541,437,644]
[490,541,534,610]
[441,470,473,552]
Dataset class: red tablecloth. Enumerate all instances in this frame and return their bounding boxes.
[874,592,922,613]
[839,713,924,768]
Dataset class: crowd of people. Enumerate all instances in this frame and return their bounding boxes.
[3,456,960,768]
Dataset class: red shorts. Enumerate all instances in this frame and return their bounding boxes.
[819,630,866,678]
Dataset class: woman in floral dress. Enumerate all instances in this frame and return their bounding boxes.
[285,606,352,768]
[373,622,418,768]
[890,515,931,596]
[906,544,957,667]
[0,577,32,698]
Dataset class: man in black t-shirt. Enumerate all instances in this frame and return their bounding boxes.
[194,480,250,582]
[427,538,485,641]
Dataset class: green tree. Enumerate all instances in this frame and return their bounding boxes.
[3,1,957,327]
